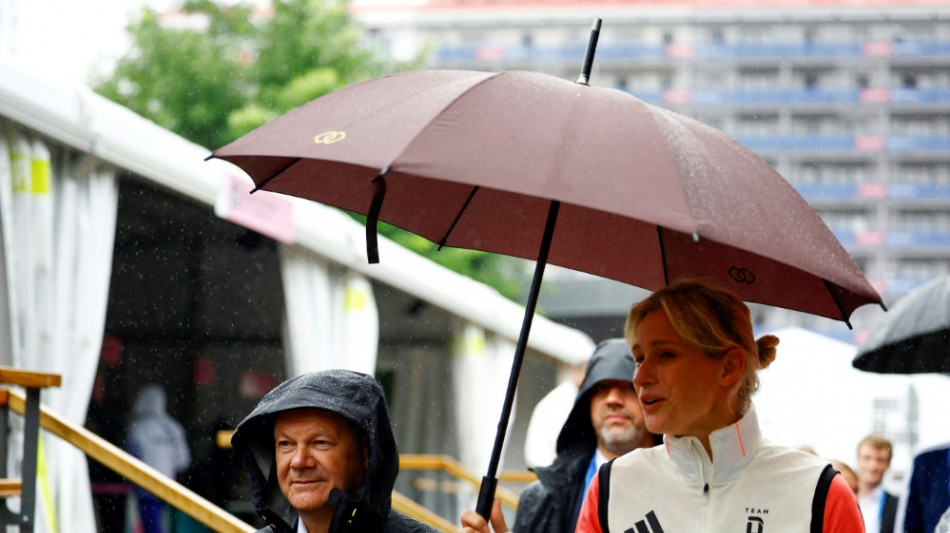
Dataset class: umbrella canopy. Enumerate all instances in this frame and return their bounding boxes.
[212,68,880,322]
[853,274,950,374]
[210,53,883,518]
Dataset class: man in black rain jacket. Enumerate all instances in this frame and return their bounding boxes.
[231,369,437,533]
[511,339,659,533]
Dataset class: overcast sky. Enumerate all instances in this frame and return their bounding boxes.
[6,0,178,83]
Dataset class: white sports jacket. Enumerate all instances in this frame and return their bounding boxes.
[576,405,864,533]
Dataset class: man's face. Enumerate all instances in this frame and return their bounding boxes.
[856,443,891,488]
[274,408,367,518]
[589,379,650,457]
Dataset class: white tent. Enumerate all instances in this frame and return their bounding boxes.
[0,57,596,532]
[754,326,950,492]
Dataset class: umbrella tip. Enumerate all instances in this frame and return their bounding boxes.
[576,18,603,86]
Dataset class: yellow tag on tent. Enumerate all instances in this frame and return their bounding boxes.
[31,157,51,195]
[344,284,367,311]
[449,325,487,357]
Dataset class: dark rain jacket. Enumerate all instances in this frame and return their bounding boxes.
[512,339,641,533]
[231,370,436,533]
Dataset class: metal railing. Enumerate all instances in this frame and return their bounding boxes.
[2,387,254,533]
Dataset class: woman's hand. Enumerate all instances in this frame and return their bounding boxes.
[459,498,510,533]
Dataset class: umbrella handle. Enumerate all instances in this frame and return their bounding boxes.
[475,476,499,522]
[577,18,603,85]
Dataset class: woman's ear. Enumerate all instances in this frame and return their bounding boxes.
[720,347,746,387]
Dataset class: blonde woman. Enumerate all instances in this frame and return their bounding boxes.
[575,279,863,533]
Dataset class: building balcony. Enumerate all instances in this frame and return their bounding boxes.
[733,135,950,154]
[832,230,950,249]
[433,39,950,65]
[622,88,950,106]
[795,183,950,201]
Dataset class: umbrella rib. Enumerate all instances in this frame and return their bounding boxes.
[657,227,670,285]
[249,158,302,193]
[437,186,480,250]
[823,279,853,330]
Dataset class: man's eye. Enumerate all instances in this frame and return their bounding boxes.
[660,351,675,358]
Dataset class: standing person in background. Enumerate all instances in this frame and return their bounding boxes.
[126,383,192,533]
[855,434,898,533]
[523,361,585,469]
[898,444,950,533]
[459,339,660,533]
[575,279,863,532]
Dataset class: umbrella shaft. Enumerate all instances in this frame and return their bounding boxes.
[477,200,560,520]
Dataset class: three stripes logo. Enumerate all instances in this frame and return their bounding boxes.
[625,510,664,533]
[622,510,766,532]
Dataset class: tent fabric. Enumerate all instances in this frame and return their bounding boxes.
[0,132,118,533]
[279,244,379,375]
[0,130,18,366]
[450,323,517,509]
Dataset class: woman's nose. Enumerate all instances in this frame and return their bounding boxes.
[633,361,651,387]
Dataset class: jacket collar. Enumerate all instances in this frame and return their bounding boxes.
[663,404,760,484]
[533,442,595,487]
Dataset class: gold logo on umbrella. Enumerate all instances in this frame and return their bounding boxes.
[314,131,346,144]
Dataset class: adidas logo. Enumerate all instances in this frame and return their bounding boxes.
[624,510,665,533]
[622,511,766,532]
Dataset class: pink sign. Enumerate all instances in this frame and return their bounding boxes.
[663,89,693,105]
[860,89,891,104]
[855,135,887,152]
[863,42,894,57]
[216,175,295,244]
[858,183,889,199]
[856,231,886,247]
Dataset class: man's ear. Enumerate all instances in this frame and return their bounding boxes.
[720,347,746,387]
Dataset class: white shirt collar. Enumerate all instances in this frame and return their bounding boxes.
[295,518,309,533]
[663,403,761,484]
[594,447,610,468]
[858,484,884,506]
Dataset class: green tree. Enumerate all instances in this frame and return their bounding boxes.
[94,0,387,149]
[94,0,525,301]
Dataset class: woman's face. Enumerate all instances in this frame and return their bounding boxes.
[631,309,727,439]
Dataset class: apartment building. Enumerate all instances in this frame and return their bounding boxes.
[353,0,950,340]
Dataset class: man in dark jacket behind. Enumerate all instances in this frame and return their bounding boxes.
[510,338,659,533]
[459,339,658,533]
[231,369,437,533]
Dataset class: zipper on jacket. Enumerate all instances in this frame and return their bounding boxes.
[688,441,711,533]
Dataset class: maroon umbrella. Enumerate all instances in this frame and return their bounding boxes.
[210,22,883,518]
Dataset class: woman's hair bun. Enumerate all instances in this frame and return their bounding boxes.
[756,334,780,369]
